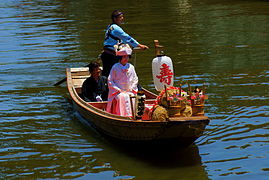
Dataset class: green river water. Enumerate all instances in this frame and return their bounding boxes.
[1,0,269,179]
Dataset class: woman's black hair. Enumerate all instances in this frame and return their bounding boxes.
[117,55,132,61]
[111,10,123,21]
[87,61,100,73]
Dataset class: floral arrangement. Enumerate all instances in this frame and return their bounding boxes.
[156,86,189,107]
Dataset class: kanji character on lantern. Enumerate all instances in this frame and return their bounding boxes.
[156,63,174,85]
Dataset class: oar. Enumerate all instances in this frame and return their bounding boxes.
[53,62,91,86]
[132,47,143,68]
[54,56,102,86]
[53,77,67,86]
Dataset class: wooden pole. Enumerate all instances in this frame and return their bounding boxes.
[188,81,193,106]
[129,95,135,120]
[179,83,182,97]
[188,81,192,97]
[203,83,205,95]
[164,85,170,107]
[154,40,164,56]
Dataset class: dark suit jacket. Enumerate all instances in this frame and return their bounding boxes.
[82,76,108,102]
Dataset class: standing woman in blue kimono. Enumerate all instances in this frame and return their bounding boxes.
[101,10,149,77]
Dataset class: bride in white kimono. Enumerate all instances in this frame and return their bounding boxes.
[106,45,138,117]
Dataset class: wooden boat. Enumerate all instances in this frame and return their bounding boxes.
[66,67,210,146]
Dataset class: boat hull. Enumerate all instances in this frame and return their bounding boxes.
[66,67,210,145]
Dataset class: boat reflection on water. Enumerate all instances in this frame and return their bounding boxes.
[94,138,209,180]
[75,112,209,180]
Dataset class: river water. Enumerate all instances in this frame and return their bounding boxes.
[1,0,269,179]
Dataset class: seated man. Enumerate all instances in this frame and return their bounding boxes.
[82,61,108,102]
[106,45,138,117]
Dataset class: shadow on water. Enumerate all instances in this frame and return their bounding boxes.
[73,111,210,180]
[106,141,203,168]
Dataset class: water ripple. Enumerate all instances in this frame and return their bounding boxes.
[1,0,269,179]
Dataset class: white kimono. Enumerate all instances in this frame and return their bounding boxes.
[106,62,138,117]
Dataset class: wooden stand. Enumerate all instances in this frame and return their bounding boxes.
[168,105,182,117]
[192,104,204,116]
[164,85,183,117]
[191,95,208,116]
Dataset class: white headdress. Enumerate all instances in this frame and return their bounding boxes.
[114,44,132,56]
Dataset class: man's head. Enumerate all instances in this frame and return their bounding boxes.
[88,62,101,78]
[111,10,124,25]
